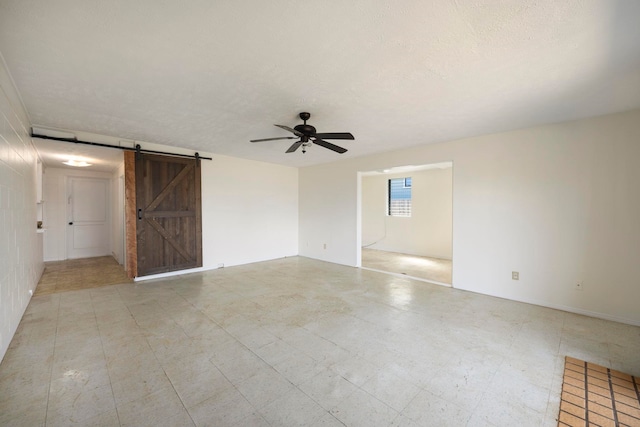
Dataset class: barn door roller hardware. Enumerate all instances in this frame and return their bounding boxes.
[30,130,213,161]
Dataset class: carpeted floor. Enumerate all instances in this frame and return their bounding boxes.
[558,356,640,426]
[35,256,132,296]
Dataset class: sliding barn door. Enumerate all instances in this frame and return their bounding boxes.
[135,153,202,276]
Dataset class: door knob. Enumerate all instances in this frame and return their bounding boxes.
[68,222,73,225]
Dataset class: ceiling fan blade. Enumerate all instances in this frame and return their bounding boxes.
[286,141,303,153]
[314,132,355,140]
[311,137,347,154]
[250,136,296,142]
[274,124,304,137]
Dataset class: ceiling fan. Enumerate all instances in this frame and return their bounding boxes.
[250,112,354,154]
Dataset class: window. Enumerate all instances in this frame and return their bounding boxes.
[388,177,412,217]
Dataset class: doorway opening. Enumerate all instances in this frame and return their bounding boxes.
[34,135,129,293]
[358,162,453,286]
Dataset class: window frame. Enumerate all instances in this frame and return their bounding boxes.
[387,176,412,217]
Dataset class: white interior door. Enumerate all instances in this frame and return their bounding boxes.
[67,177,110,259]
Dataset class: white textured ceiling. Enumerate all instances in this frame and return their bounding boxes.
[1,0,640,167]
[32,136,124,173]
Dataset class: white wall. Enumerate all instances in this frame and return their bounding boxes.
[299,109,640,325]
[43,168,113,261]
[200,153,298,270]
[127,152,299,279]
[362,167,452,259]
[111,162,125,265]
[0,57,43,362]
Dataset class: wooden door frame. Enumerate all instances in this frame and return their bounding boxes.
[124,151,138,278]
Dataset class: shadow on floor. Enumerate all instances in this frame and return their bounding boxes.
[361,248,452,284]
[35,256,132,296]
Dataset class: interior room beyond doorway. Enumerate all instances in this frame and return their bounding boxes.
[360,162,453,285]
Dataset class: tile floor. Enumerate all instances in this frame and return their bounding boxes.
[558,356,640,426]
[1,257,639,426]
[361,248,452,285]
[35,256,132,296]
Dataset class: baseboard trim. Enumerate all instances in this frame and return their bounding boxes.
[454,286,640,327]
[525,299,640,327]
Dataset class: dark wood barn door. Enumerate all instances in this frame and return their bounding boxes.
[135,153,202,276]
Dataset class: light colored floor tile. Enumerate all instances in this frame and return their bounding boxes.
[361,248,452,284]
[236,366,295,409]
[400,389,472,426]
[299,368,359,410]
[272,350,327,385]
[116,385,189,427]
[0,256,638,426]
[558,333,611,367]
[311,412,348,426]
[389,414,424,427]
[171,370,235,409]
[421,354,497,410]
[0,391,48,426]
[253,338,297,365]
[46,383,116,426]
[187,387,255,427]
[214,347,271,384]
[48,365,111,403]
[328,354,381,387]
[362,370,421,412]
[110,372,175,407]
[35,256,131,296]
[381,353,443,388]
[486,363,552,415]
[231,412,270,427]
[259,387,327,427]
[470,388,546,426]
[226,323,278,351]
[330,388,399,427]
[46,409,120,427]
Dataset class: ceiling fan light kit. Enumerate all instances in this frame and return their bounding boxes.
[251,112,354,154]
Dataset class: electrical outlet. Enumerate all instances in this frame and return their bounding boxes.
[575,281,583,291]
[323,243,326,249]
[512,271,519,280]
[217,263,224,268]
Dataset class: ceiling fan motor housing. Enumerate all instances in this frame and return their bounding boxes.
[294,124,316,142]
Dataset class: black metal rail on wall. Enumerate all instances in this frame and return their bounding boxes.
[30,131,213,161]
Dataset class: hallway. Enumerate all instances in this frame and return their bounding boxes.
[35,256,131,296]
